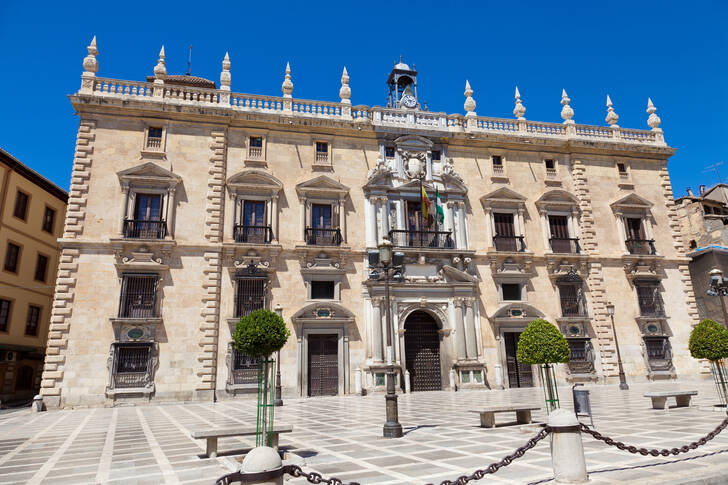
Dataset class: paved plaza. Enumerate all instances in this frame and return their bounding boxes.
[1,381,727,485]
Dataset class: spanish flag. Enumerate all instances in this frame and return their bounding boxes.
[421,185,431,221]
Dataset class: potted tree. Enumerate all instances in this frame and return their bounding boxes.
[233,309,290,446]
[517,319,570,413]
[688,319,728,407]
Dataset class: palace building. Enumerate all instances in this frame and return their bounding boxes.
[40,38,704,407]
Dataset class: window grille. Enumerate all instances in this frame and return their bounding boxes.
[559,284,587,317]
[636,283,664,317]
[232,348,259,385]
[119,274,158,318]
[234,278,266,318]
[113,344,152,388]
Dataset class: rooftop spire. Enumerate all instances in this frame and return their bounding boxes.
[281,62,293,98]
[82,36,98,74]
[560,89,574,124]
[605,94,619,127]
[339,67,351,105]
[464,80,476,116]
[154,46,166,80]
[647,98,661,131]
[513,86,526,120]
[220,52,231,91]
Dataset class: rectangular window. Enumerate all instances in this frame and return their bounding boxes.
[315,142,329,164]
[493,213,520,251]
[492,155,503,166]
[242,200,266,227]
[25,305,40,336]
[146,127,163,149]
[545,159,555,170]
[235,278,266,318]
[637,282,663,316]
[134,194,163,221]
[4,243,20,273]
[232,348,259,384]
[13,191,29,220]
[624,217,644,239]
[34,254,48,282]
[559,284,585,316]
[385,147,395,158]
[311,281,335,300]
[125,193,165,239]
[617,163,627,174]
[249,136,263,148]
[248,136,263,160]
[113,344,152,388]
[407,200,425,231]
[119,274,158,318]
[0,299,10,332]
[42,207,56,233]
[501,283,521,301]
[312,204,333,229]
[431,150,441,161]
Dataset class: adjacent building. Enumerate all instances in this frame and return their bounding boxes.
[0,148,67,404]
[40,38,704,408]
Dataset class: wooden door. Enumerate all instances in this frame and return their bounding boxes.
[308,334,338,396]
[504,332,533,388]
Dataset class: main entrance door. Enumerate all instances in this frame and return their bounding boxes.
[504,332,533,388]
[308,334,338,396]
[404,311,442,391]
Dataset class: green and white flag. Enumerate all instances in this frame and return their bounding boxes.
[435,188,445,225]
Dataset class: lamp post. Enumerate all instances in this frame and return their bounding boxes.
[606,302,629,390]
[273,303,283,406]
[707,268,728,329]
[368,238,404,438]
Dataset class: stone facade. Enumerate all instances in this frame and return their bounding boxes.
[41,39,705,407]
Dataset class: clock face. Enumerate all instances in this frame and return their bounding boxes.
[401,94,417,108]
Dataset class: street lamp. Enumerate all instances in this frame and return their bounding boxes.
[273,303,283,406]
[707,268,728,329]
[606,303,629,390]
[368,238,404,438]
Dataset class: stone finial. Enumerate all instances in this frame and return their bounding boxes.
[560,89,574,124]
[82,36,98,74]
[647,98,661,131]
[513,86,526,120]
[339,67,351,105]
[464,80,476,116]
[220,52,231,91]
[282,62,293,98]
[154,46,167,81]
[605,94,619,127]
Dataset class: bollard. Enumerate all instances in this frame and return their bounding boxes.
[31,395,45,413]
[449,369,457,391]
[239,447,283,485]
[548,409,588,484]
[354,367,362,395]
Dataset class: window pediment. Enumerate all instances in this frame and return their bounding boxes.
[227,169,283,196]
[292,302,354,324]
[480,187,527,209]
[118,162,181,189]
[394,135,433,151]
[536,189,580,211]
[296,175,349,199]
[489,302,544,321]
[610,193,653,212]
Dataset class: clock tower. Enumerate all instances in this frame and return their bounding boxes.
[386,56,419,109]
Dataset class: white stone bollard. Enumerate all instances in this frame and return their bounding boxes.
[449,369,457,391]
[548,409,588,484]
[494,362,504,389]
[404,370,411,394]
[31,395,44,413]
[354,367,362,395]
[240,446,283,485]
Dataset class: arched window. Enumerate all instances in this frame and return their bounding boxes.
[15,366,34,391]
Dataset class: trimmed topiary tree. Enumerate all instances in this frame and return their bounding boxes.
[233,309,290,446]
[517,319,570,413]
[689,319,728,406]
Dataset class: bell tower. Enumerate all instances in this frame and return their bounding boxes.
[386,56,419,109]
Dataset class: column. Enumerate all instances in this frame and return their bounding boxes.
[365,197,377,247]
[540,209,551,252]
[456,201,467,249]
[483,207,492,247]
[396,199,405,231]
[465,299,477,359]
[119,185,130,235]
[271,195,279,243]
[371,298,383,362]
[379,197,389,242]
[517,208,526,239]
[453,299,467,360]
[339,196,347,243]
[615,212,628,254]
[425,153,433,181]
[570,208,580,238]
[166,188,176,238]
[300,198,306,241]
[447,201,456,236]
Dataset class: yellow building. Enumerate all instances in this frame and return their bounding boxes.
[0,148,67,404]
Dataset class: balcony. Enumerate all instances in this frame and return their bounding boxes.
[113,371,151,389]
[389,229,454,249]
[247,146,263,160]
[305,227,342,246]
[626,239,656,255]
[493,235,526,252]
[560,297,588,317]
[234,225,272,244]
[123,219,167,239]
[550,237,581,254]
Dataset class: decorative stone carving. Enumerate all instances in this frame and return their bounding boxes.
[513,86,526,120]
[366,154,391,181]
[560,89,574,124]
[402,150,427,180]
[464,80,476,116]
[154,46,166,80]
[220,52,231,91]
[647,98,661,131]
[623,260,662,281]
[281,62,293,98]
[339,67,351,105]
[605,95,619,127]
[83,36,98,74]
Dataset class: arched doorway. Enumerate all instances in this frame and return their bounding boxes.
[404,311,442,391]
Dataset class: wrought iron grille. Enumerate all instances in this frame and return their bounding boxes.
[645,336,673,371]
[232,348,259,385]
[234,278,266,318]
[305,228,342,246]
[388,229,454,249]
[626,238,657,255]
[567,338,595,374]
[637,284,665,317]
[233,225,272,244]
[123,219,167,239]
[493,235,526,252]
[119,274,158,318]
[559,284,588,317]
[113,344,151,388]
[550,237,581,254]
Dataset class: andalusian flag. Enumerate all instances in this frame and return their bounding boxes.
[435,189,445,225]
[421,185,431,220]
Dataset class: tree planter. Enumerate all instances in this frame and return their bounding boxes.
[689,319,728,408]
[256,357,276,446]
[539,364,560,412]
[712,359,728,407]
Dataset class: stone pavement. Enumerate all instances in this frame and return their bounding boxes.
[1,381,727,485]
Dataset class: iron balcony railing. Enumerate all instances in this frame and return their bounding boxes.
[305,227,342,246]
[234,225,272,244]
[644,336,673,371]
[388,229,455,249]
[626,238,656,255]
[113,372,150,388]
[232,350,259,385]
[638,295,666,317]
[560,296,588,317]
[118,276,158,318]
[123,219,167,239]
[493,235,526,252]
[550,237,581,254]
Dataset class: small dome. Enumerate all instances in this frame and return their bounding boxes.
[145,74,217,89]
[394,62,411,71]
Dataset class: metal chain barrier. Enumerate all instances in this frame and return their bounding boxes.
[579,415,728,457]
[283,464,361,485]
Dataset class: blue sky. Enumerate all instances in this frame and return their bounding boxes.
[1,1,726,197]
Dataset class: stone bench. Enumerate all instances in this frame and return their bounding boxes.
[644,391,698,410]
[470,406,541,428]
[190,424,293,458]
